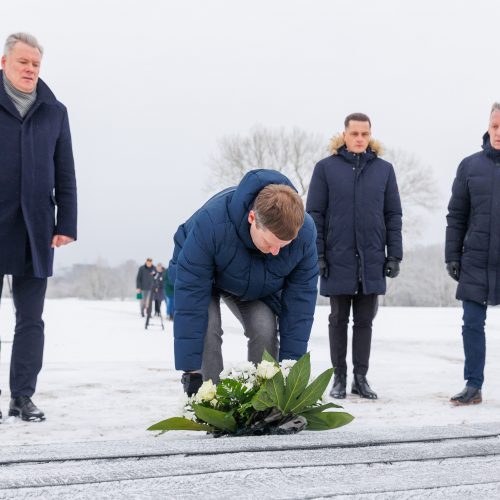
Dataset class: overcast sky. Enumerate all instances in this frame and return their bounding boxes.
[3,0,500,270]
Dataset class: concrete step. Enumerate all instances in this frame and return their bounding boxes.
[1,422,500,499]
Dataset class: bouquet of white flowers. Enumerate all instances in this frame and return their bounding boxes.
[148,352,354,437]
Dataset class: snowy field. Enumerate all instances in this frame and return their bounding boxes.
[1,298,500,446]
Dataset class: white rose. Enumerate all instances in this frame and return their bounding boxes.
[195,380,217,402]
[256,360,280,379]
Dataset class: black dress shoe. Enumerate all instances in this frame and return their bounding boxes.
[330,373,347,398]
[9,397,45,422]
[352,374,378,399]
[450,386,482,405]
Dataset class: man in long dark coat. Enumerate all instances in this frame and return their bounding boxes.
[306,113,402,400]
[0,33,77,421]
[445,103,500,406]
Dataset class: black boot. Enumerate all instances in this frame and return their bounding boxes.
[450,386,482,405]
[329,373,347,399]
[181,372,203,397]
[9,397,45,422]
[352,374,378,399]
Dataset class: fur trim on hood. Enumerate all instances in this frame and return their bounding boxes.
[328,134,384,156]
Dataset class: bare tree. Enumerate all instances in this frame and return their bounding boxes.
[208,125,326,196]
[383,148,439,239]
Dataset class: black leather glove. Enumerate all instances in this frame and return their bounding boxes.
[446,261,460,282]
[318,255,329,279]
[384,257,400,278]
[181,372,203,396]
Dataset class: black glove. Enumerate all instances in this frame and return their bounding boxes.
[446,261,460,282]
[181,372,203,396]
[384,257,400,278]
[318,255,329,279]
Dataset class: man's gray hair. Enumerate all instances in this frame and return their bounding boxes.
[491,102,500,114]
[4,32,43,57]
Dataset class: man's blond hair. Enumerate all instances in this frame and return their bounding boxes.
[253,184,304,241]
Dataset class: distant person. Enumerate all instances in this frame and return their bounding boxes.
[163,266,174,321]
[445,102,500,406]
[152,263,165,317]
[0,33,77,422]
[169,169,318,396]
[306,113,402,400]
[136,258,155,317]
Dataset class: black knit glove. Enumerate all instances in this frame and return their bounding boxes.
[318,255,329,279]
[181,372,203,396]
[384,257,400,278]
[446,261,460,282]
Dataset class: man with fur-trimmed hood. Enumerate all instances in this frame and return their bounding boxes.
[306,113,402,400]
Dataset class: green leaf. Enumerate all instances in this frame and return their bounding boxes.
[304,411,354,431]
[147,417,211,432]
[264,369,286,411]
[251,385,276,411]
[282,353,311,413]
[299,402,343,415]
[262,350,278,365]
[288,368,334,414]
[192,404,237,433]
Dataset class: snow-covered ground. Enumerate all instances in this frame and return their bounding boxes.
[1,299,499,445]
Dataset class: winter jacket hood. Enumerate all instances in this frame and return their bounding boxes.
[228,169,297,250]
[328,134,384,156]
[482,132,500,159]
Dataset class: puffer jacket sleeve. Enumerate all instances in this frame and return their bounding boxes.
[306,162,329,257]
[445,162,470,263]
[173,209,216,371]
[278,221,318,361]
[384,165,403,260]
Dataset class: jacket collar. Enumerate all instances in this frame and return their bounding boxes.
[337,144,377,166]
[0,70,58,121]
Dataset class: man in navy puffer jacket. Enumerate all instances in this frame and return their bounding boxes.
[446,103,500,406]
[307,113,402,400]
[169,169,318,395]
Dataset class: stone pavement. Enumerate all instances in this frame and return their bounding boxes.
[1,422,500,499]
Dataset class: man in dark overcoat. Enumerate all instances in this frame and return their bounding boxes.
[445,103,500,406]
[306,113,402,400]
[136,258,155,317]
[0,33,77,421]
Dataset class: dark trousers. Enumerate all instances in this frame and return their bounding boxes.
[329,293,378,376]
[462,300,487,389]
[0,274,47,398]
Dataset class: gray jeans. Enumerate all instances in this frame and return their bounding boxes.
[140,289,150,315]
[201,292,279,383]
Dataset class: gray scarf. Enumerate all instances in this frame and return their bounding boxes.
[3,74,37,118]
